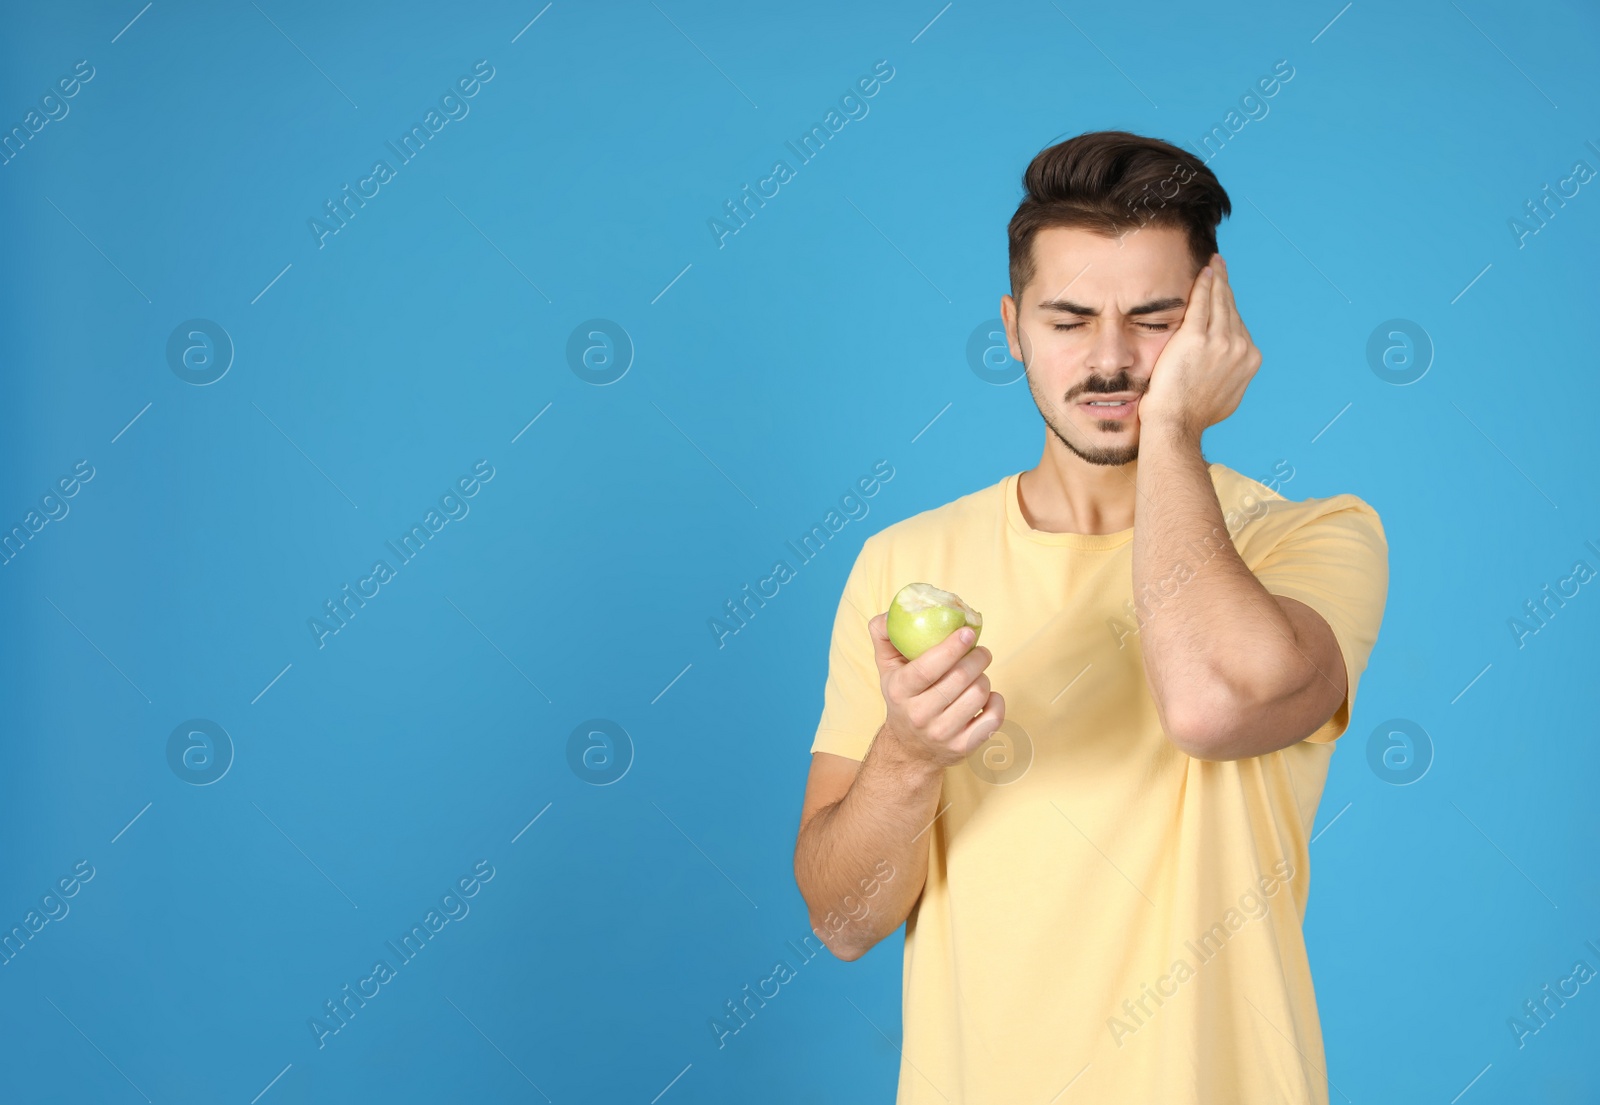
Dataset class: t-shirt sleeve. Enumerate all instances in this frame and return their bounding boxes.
[810,539,888,762]
[1250,497,1389,744]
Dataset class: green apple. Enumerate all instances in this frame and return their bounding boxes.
[886,583,982,660]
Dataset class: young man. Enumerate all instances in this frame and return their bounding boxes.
[792,130,1388,1105]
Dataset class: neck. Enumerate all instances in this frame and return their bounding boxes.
[1018,437,1142,535]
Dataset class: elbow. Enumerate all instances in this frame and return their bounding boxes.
[1166,726,1227,762]
[831,940,867,963]
[794,863,871,963]
[808,914,871,961]
[1161,681,1242,761]
[796,872,875,962]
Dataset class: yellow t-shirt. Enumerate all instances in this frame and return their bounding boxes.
[809,462,1389,1105]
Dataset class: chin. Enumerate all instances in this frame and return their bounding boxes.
[1063,435,1139,467]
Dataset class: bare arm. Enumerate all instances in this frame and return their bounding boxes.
[1132,426,1345,759]
[794,613,1004,960]
[1132,254,1345,759]
[794,732,945,960]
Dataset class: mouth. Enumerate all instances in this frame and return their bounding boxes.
[1079,395,1139,421]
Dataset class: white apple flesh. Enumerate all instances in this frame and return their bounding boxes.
[886,582,983,661]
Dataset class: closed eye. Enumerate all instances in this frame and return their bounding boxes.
[1053,322,1170,332]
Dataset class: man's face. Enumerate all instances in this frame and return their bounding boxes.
[1002,224,1199,467]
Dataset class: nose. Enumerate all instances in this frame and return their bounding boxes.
[1084,320,1135,377]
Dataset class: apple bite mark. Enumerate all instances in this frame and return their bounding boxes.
[886,582,983,660]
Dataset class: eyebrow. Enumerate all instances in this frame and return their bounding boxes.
[1036,296,1186,317]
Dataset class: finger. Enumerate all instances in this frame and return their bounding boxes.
[1216,277,1239,344]
[896,621,979,695]
[1214,257,1249,344]
[1208,256,1230,340]
[925,648,990,709]
[955,691,1006,756]
[1227,275,1248,335]
[1225,294,1255,363]
[943,679,992,729]
[925,669,989,732]
[1182,263,1213,334]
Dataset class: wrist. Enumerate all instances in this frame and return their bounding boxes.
[1138,416,1204,453]
[872,725,948,786]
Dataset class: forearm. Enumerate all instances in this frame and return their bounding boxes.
[1131,426,1300,742]
[794,725,946,960]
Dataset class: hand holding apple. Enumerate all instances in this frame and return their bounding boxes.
[869,585,1003,768]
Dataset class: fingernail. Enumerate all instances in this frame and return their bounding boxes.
[959,628,975,644]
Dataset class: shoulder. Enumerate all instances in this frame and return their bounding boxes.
[1209,460,1388,566]
[1209,463,1388,575]
[1208,460,1385,544]
[860,474,1009,557]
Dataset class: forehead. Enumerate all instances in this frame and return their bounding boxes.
[1027,224,1192,306]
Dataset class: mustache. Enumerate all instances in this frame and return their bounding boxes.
[1069,373,1147,401]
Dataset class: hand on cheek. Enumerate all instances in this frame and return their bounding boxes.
[1139,254,1261,441]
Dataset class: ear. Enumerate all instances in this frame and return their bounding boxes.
[1000,294,1028,366]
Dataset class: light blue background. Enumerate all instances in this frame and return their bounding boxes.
[2,1,1597,1102]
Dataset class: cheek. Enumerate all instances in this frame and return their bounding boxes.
[1028,343,1076,385]
[1145,332,1176,358]
[1042,326,1086,353]
[1014,320,1058,361]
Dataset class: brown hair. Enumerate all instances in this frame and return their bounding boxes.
[1007,130,1231,303]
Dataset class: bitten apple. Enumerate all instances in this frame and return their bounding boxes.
[886,583,983,660]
